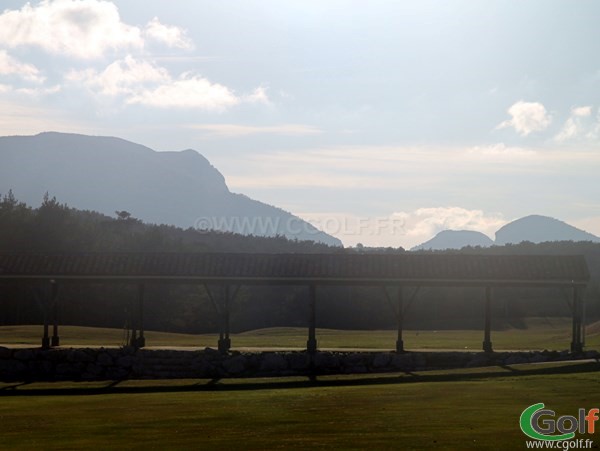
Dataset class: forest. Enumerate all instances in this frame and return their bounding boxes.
[1,191,599,333]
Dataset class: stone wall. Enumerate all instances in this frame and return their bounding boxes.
[0,346,597,382]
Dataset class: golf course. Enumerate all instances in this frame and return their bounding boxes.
[1,320,599,449]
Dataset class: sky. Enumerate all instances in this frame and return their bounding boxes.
[1,0,600,248]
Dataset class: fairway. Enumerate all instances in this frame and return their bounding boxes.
[1,361,599,450]
[1,317,599,351]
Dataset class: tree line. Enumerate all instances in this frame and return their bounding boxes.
[0,191,598,332]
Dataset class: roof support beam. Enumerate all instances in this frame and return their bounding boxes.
[383,285,420,353]
[206,283,241,354]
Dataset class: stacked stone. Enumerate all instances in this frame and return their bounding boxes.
[0,346,597,382]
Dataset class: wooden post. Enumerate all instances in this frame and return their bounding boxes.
[137,283,145,348]
[218,285,231,353]
[129,286,138,348]
[483,287,493,353]
[224,284,231,351]
[50,281,60,347]
[307,284,317,353]
[396,286,404,353]
[571,286,583,353]
[41,285,50,349]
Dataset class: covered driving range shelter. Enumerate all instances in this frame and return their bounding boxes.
[0,252,590,353]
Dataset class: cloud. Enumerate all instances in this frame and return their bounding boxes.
[144,17,193,50]
[0,3,263,114]
[392,207,506,246]
[0,1,193,59]
[555,105,594,142]
[192,123,322,137]
[496,101,552,136]
[244,86,271,105]
[0,50,44,83]
[66,55,170,96]
[65,55,268,112]
[555,118,578,142]
[293,207,507,248]
[126,72,240,111]
[0,0,142,59]
[572,106,592,117]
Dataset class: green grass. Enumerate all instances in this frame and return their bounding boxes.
[1,362,599,449]
[1,317,599,351]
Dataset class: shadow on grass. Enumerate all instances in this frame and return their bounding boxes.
[1,361,599,397]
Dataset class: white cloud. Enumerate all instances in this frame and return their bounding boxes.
[244,86,271,105]
[144,17,193,50]
[496,101,552,136]
[126,72,240,111]
[554,117,578,142]
[0,50,44,83]
[0,0,143,59]
[0,1,193,59]
[572,106,592,117]
[555,105,594,142]
[66,55,170,96]
[392,207,507,247]
[192,123,321,137]
[65,55,267,112]
[294,207,507,248]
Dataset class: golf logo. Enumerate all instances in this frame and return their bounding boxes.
[520,403,597,446]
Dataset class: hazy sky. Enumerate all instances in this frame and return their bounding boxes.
[1,0,600,248]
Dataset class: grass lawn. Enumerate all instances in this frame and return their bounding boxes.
[1,362,599,450]
[1,317,599,351]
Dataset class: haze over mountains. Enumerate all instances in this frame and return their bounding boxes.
[412,215,600,250]
[3,132,598,251]
[0,132,341,246]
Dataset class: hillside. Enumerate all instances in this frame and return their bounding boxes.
[413,215,600,251]
[495,215,600,245]
[411,230,493,251]
[0,132,341,246]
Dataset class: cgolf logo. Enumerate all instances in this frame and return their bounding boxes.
[520,403,598,441]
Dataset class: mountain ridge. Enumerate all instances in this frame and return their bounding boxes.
[0,132,342,246]
[495,214,599,245]
[412,214,600,251]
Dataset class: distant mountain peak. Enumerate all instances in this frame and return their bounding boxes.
[411,229,494,251]
[495,214,599,245]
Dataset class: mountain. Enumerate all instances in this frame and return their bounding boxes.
[411,230,494,251]
[495,215,600,245]
[0,132,342,246]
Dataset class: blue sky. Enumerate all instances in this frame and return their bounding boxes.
[1,0,600,248]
